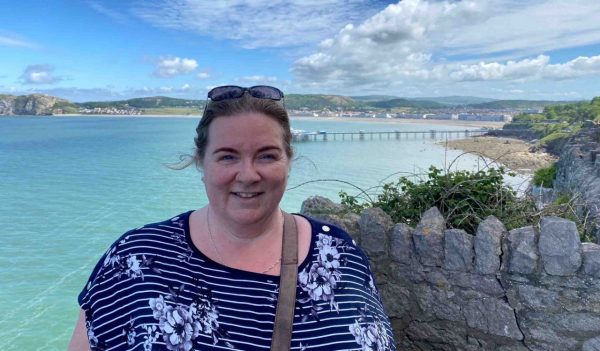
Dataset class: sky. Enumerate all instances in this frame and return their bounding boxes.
[1,0,600,102]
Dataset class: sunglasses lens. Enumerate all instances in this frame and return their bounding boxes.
[208,86,245,101]
[249,86,283,100]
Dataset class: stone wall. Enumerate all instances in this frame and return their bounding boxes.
[301,196,600,351]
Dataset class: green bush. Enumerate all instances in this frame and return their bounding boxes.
[532,163,556,187]
[339,166,593,241]
[340,166,534,233]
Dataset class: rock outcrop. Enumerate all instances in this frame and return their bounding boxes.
[0,94,68,115]
[554,126,600,243]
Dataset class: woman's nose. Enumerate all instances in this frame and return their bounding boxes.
[235,160,261,182]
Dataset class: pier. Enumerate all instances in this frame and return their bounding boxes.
[291,129,488,142]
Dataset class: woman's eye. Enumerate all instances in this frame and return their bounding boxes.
[259,153,278,160]
[218,154,235,161]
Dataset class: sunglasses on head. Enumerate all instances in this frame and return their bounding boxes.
[207,85,284,102]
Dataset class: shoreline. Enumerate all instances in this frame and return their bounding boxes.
[440,136,556,174]
[36,114,505,129]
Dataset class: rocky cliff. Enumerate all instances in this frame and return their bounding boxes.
[0,94,70,115]
[554,126,600,243]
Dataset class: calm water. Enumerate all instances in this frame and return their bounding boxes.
[0,116,523,350]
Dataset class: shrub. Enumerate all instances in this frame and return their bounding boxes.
[340,166,534,233]
[532,163,556,187]
[339,166,593,241]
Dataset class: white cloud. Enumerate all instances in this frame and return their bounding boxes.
[235,75,278,83]
[292,0,600,94]
[446,56,550,82]
[153,57,198,78]
[132,0,382,48]
[132,85,197,96]
[0,34,36,49]
[443,0,600,56]
[86,1,129,23]
[20,65,62,84]
[543,55,600,80]
[440,55,600,82]
[197,72,210,80]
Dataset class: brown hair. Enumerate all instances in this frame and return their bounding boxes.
[193,93,293,168]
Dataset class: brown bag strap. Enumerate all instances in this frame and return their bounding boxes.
[270,211,298,351]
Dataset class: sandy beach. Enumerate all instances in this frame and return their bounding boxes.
[440,136,556,174]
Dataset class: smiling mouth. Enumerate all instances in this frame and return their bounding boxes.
[232,192,262,198]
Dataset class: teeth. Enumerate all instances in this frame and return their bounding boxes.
[235,192,259,198]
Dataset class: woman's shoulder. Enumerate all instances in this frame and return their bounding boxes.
[79,211,195,301]
[297,213,360,248]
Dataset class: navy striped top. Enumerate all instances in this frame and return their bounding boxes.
[79,211,396,351]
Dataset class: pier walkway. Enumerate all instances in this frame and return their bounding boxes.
[291,129,488,142]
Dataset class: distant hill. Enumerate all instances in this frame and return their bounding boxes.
[468,100,570,109]
[350,95,400,102]
[0,92,579,116]
[0,94,77,115]
[79,96,205,109]
[412,96,497,106]
[368,98,446,109]
[285,94,360,110]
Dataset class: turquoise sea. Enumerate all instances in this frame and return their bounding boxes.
[0,116,525,350]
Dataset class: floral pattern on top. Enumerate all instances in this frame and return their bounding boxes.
[297,230,354,321]
[146,282,232,351]
[101,238,161,281]
[349,304,393,351]
[169,216,194,262]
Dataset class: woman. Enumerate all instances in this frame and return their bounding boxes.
[69,86,396,350]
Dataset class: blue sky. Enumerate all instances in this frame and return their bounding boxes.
[1,0,600,102]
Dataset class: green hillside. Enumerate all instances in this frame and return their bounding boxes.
[350,95,399,102]
[503,96,600,153]
[285,94,360,110]
[78,96,205,109]
[368,98,445,109]
[468,100,568,109]
[412,96,497,106]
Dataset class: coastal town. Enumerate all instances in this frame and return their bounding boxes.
[66,105,537,122]
[286,107,542,122]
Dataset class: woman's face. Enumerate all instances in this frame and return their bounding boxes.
[202,112,290,226]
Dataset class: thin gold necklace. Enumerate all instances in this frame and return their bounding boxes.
[206,208,281,274]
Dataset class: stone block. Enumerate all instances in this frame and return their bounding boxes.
[475,216,506,275]
[300,196,361,241]
[539,216,582,276]
[463,298,523,340]
[522,326,578,351]
[390,223,414,264]
[583,243,600,278]
[510,284,560,312]
[447,272,504,297]
[583,336,600,351]
[415,285,463,322]
[443,229,474,271]
[405,320,467,346]
[301,195,345,215]
[502,226,539,275]
[413,207,446,267]
[553,313,600,332]
[358,207,393,258]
